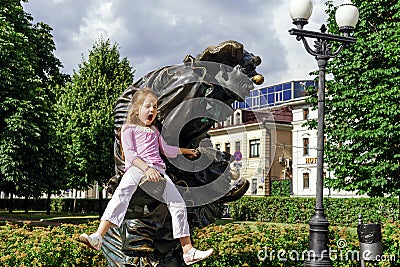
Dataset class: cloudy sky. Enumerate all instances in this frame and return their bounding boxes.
[22,0,341,86]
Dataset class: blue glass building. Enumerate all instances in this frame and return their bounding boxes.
[232,80,316,110]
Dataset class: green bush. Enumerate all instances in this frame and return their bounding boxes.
[0,222,106,267]
[1,221,398,266]
[50,198,64,212]
[228,197,399,227]
[0,199,48,211]
[193,222,399,267]
[271,180,291,197]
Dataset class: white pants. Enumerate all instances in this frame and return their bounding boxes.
[101,165,190,239]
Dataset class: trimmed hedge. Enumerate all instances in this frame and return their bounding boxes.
[195,222,400,266]
[228,196,399,227]
[0,221,106,267]
[1,221,398,267]
[2,196,398,226]
[0,198,109,214]
[0,199,48,211]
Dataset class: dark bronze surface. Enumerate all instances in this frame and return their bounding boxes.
[103,40,262,266]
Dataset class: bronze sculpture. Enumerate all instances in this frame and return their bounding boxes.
[103,40,264,267]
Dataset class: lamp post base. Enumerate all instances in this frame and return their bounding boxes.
[304,210,332,267]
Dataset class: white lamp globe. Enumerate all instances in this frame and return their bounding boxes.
[335,0,359,33]
[289,0,313,21]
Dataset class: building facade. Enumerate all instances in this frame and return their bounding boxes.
[209,108,293,196]
[210,80,358,197]
[290,97,358,197]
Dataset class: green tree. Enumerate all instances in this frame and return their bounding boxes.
[57,37,134,213]
[0,0,68,213]
[322,0,400,197]
[29,21,70,215]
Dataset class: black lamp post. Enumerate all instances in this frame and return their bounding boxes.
[288,0,359,266]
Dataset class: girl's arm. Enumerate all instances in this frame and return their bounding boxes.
[156,128,197,158]
[132,158,162,182]
[121,126,139,168]
[157,129,179,158]
[131,157,150,172]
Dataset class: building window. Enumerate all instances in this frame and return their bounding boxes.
[275,91,283,103]
[249,139,260,157]
[225,117,231,126]
[303,138,309,155]
[225,143,231,154]
[235,112,241,124]
[303,108,309,120]
[303,173,310,189]
[251,178,258,194]
[214,122,223,128]
[252,95,259,107]
[215,144,221,151]
[235,141,241,152]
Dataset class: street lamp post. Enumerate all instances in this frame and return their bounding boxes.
[288,1,359,266]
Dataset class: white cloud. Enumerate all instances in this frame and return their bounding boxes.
[23,0,345,85]
[71,1,128,53]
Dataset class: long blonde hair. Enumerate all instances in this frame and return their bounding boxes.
[125,87,159,126]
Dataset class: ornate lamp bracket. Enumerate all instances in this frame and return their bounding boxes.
[289,24,356,63]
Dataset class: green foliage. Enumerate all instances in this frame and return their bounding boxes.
[0,222,106,266]
[228,196,399,227]
[194,222,400,267]
[271,180,291,197]
[0,0,68,204]
[0,219,399,266]
[50,198,63,212]
[321,0,400,196]
[56,38,134,191]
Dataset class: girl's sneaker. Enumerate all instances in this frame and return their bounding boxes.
[79,232,102,251]
[183,247,213,265]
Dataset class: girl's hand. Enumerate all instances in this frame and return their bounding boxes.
[145,167,162,182]
[179,148,198,158]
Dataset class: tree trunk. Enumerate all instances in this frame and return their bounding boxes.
[73,190,77,213]
[8,193,14,213]
[24,195,29,214]
[98,183,103,216]
[46,188,51,215]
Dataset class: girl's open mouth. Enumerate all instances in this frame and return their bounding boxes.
[147,114,154,121]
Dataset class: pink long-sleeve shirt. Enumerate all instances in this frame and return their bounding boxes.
[121,124,179,171]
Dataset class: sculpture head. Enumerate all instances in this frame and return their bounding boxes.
[186,40,264,86]
[129,40,263,110]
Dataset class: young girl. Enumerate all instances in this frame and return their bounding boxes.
[79,88,213,265]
